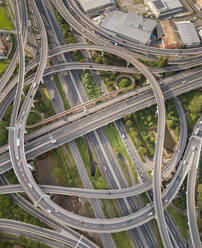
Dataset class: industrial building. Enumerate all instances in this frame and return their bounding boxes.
[78,0,115,15]
[145,0,184,18]
[160,20,200,48]
[100,11,156,45]
[160,20,182,49]
[175,21,200,47]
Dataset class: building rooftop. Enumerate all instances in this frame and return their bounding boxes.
[164,0,183,9]
[123,12,143,28]
[78,0,114,13]
[101,11,156,45]
[160,20,182,48]
[153,0,166,10]
[175,21,200,45]
[142,18,157,32]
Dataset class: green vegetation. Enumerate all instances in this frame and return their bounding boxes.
[153,220,164,248]
[165,99,180,138]
[75,137,107,189]
[104,122,138,184]
[112,232,133,248]
[122,98,180,161]
[54,7,100,99]
[0,103,15,146]
[167,206,189,240]
[92,52,133,92]
[26,112,42,126]
[0,6,12,30]
[102,199,133,248]
[48,146,83,187]
[172,197,186,209]
[98,71,119,91]
[53,7,76,45]
[139,56,168,69]
[123,105,157,161]
[180,90,202,134]
[117,77,132,88]
[0,234,50,248]
[54,75,70,110]
[26,86,56,133]
[157,56,168,68]
[0,175,48,228]
[34,87,55,118]
[0,62,5,73]
[80,70,101,99]
[141,192,150,205]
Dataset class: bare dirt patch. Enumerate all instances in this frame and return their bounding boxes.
[118,0,147,15]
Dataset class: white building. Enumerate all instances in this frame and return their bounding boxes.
[175,21,200,47]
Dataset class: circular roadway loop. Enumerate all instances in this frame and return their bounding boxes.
[8,41,171,248]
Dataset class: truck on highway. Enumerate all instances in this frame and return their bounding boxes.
[16,138,20,146]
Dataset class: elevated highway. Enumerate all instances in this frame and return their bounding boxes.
[53,0,202,57]
[187,118,202,248]
[1,43,202,105]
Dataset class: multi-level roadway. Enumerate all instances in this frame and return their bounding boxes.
[1,1,202,247]
[53,0,202,57]
[187,118,202,248]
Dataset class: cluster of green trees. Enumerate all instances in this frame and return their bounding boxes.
[0,104,13,145]
[138,56,168,68]
[123,98,180,161]
[92,52,126,66]
[166,99,180,137]
[117,77,132,89]
[123,106,157,161]
[54,7,76,44]
[54,6,84,63]
[80,70,101,99]
[98,71,118,91]
[0,233,50,248]
[0,194,47,228]
[180,91,202,134]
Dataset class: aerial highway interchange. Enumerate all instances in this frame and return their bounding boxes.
[0,0,201,248]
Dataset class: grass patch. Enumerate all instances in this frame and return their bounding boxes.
[26,112,42,125]
[0,6,12,30]
[54,75,70,110]
[104,122,138,184]
[0,234,50,248]
[102,199,133,248]
[112,232,133,248]
[0,173,48,228]
[75,137,108,189]
[167,206,189,240]
[141,192,150,205]
[153,220,164,248]
[49,146,82,187]
[172,197,186,209]
[0,62,5,73]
